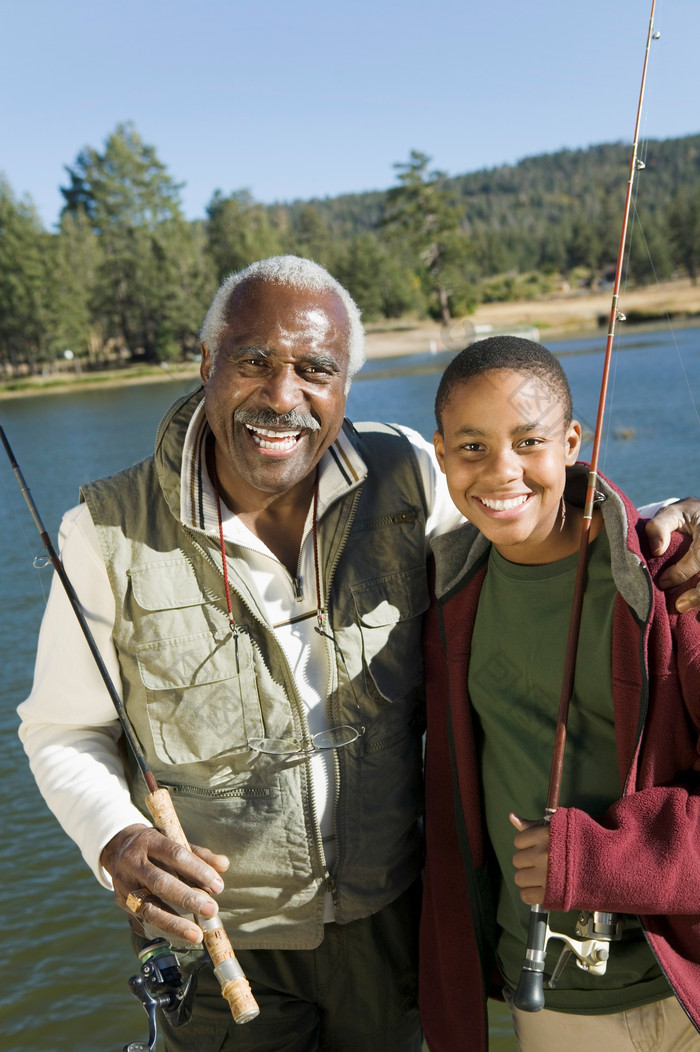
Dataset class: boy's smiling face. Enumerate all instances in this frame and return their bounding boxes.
[433,368,582,564]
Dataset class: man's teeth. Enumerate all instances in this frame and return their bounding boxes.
[480,495,529,510]
[247,426,301,450]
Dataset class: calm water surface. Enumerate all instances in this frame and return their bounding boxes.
[2,326,699,1050]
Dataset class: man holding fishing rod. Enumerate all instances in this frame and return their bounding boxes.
[16,255,700,1051]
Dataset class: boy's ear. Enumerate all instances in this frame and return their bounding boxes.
[566,420,582,464]
[433,430,446,473]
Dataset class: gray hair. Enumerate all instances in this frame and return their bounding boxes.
[199,255,365,389]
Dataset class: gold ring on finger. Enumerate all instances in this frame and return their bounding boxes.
[126,888,151,915]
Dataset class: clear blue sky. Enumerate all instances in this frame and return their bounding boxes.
[3,0,698,230]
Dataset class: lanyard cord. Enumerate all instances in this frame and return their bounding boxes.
[209,443,322,633]
[312,472,324,629]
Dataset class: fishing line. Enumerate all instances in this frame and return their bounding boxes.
[0,451,52,603]
[600,258,636,475]
[631,195,700,437]
[602,0,700,461]
[598,194,634,478]
[598,113,674,478]
[602,183,700,475]
[599,118,650,476]
[630,200,700,434]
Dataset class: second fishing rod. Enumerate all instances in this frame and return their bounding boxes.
[513,0,660,1012]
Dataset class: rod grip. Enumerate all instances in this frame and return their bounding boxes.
[145,788,260,1024]
[513,905,548,1012]
[145,787,190,848]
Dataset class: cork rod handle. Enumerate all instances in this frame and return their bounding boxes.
[145,787,259,1024]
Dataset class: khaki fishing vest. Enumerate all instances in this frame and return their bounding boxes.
[81,391,430,948]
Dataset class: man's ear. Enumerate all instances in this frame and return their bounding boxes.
[200,344,212,384]
[433,430,446,473]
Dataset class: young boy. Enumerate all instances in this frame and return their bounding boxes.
[419,336,700,1051]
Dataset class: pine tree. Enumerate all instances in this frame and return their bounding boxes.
[48,209,103,364]
[333,233,423,321]
[61,123,210,361]
[382,151,473,323]
[667,186,700,284]
[206,190,284,281]
[0,178,51,375]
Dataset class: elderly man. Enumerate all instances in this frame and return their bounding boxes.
[18,256,700,1052]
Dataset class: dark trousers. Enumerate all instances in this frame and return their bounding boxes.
[153,881,422,1051]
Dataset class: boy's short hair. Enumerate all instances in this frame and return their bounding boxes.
[434,335,573,432]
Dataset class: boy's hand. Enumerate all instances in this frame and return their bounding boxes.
[510,812,550,905]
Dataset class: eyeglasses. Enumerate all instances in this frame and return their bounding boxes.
[248,724,365,756]
[243,556,366,758]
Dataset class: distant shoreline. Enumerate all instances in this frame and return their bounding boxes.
[361,277,700,358]
[2,279,697,401]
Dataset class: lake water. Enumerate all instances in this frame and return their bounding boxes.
[1,325,699,1051]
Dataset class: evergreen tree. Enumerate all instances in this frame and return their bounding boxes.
[667,185,700,283]
[382,151,473,323]
[289,204,337,270]
[48,209,103,364]
[333,233,424,321]
[206,190,284,281]
[0,177,51,375]
[627,216,673,285]
[61,123,206,361]
[162,218,217,360]
[567,211,602,272]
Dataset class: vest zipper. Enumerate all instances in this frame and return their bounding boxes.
[318,488,363,900]
[181,523,333,888]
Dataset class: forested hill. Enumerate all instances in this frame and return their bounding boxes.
[2,125,699,376]
[300,135,700,230]
[286,134,700,279]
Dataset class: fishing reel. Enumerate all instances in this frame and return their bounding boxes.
[548,910,623,988]
[514,909,623,1012]
[123,938,210,1052]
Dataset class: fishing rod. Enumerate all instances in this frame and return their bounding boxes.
[0,426,260,1047]
[513,0,660,1012]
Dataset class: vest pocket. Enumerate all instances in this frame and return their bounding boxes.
[352,565,429,702]
[136,630,264,765]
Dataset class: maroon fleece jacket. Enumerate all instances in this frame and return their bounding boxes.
[420,469,700,1051]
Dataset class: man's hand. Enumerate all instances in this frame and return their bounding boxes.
[510,813,550,906]
[645,498,700,611]
[101,823,230,944]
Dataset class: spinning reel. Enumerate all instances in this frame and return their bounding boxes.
[514,909,623,1011]
[123,939,210,1052]
[548,910,623,987]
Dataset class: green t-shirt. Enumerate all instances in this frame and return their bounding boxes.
[468,529,670,1012]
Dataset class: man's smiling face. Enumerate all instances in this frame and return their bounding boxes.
[200,277,351,511]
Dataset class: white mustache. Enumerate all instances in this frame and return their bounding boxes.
[235,408,320,432]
